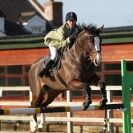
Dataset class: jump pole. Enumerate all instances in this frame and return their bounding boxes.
[121,60,133,133]
[0,103,124,115]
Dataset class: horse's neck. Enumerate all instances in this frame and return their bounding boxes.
[67,41,82,63]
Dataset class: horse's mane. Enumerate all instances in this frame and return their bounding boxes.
[77,24,99,35]
[65,24,99,50]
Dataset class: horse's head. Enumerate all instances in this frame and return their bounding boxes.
[76,24,104,66]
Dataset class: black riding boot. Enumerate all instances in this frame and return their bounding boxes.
[39,59,54,77]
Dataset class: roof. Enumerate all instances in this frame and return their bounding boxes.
[5,20,31,36]
[101,25,133,44]
[18,11,36,23]
[0,10,5,17]
[0,0,54,36]
[0,25,133,50]
[0,34,45,49]
[0,0,37,23]
[103,25,133,33]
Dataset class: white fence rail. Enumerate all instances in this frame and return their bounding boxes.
[0,86,133,132]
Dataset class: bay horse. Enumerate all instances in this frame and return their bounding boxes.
[28,24,107,132]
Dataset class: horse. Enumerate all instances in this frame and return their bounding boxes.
[28,24,107,132]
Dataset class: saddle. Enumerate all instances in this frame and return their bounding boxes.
[42,48,69,89]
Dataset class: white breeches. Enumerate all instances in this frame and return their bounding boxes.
[49,46,57,60]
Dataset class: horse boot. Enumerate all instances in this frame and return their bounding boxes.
[82,87,92,110]
[100,97,108,108]
[39,59,54,78]
[98,80,108,107]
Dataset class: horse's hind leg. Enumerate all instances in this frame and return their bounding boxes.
[41,87,62,107]
[30,95,40,133]
[82,86,92,110]
[30,86,46,133]
[37,86,47,130]
[38,87,62,131]
[30,114,38,133]
[38,113,46,130]
[35,85,46,107]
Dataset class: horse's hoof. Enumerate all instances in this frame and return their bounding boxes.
[30,130,36,133]
[38,125,45,132]
[38,128,43,132]
[30,127,37,133]
[100,98,108,107]
[81,100,92,111]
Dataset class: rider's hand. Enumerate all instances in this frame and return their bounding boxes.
[69,31,78,43]
[69,36,75,43]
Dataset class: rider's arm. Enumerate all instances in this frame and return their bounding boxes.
[44,27,71,48]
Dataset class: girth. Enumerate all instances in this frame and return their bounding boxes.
[53,69,69,90]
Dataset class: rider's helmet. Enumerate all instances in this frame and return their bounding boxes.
[65,12,77,22]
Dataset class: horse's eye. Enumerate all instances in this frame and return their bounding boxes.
[90,37,94,44]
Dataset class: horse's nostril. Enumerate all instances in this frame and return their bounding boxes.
[94,59,101,66]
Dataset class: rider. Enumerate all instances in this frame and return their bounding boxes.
[39,12,79,77]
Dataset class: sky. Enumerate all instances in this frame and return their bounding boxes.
[39,0,133,28]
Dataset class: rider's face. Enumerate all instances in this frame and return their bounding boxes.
[66,19,76,30]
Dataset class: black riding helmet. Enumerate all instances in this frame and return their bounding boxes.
[65,12,77,22]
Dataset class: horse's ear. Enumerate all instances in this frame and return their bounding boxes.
[97,25,104,33]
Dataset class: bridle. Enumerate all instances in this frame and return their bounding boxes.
[86,35,101,65]
[76,32,101,64]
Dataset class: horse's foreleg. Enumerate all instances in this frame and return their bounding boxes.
[82,86,92,110]
[98,80,108,106]
[84,86,92,101]
[68,79,92,110]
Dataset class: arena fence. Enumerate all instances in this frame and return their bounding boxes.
[0,86,133,133]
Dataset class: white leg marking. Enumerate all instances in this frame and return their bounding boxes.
[38,113,46,129]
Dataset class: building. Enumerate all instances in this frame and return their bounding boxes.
[0,25,133,99]
[0,10,6,37]
[101,26,133,86]
[0,0,63,36]
[0,0,63,99]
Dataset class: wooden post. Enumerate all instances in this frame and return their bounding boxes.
[66,90,73,133]
[107,89,114,133]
